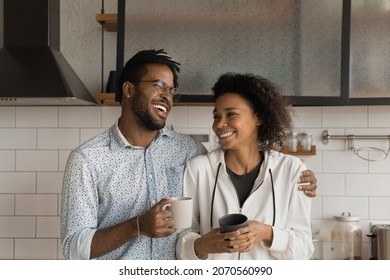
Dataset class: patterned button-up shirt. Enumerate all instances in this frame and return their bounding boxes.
[60,122,207,260]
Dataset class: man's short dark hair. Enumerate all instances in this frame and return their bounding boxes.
[116,49,181,102]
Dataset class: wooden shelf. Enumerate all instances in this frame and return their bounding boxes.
[95,93,213,106]
[96,92,119,105]
[283,145,316,156]
[96,13,117,32]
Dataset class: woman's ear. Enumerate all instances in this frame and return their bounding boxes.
[256,117,263,126]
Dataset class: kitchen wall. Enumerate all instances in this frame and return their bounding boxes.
[0,105,390,259]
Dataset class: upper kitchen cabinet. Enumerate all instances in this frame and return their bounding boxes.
[348,0,390,104]
[114,0,390,106]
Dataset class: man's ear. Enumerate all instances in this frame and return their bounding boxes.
[122,81,133,98]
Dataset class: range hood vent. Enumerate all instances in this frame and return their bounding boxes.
[0,0,97,105]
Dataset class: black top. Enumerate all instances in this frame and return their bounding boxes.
[226,160,262,207]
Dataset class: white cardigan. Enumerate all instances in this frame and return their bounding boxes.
[176,148,314,260]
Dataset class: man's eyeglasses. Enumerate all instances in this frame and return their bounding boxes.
[132,80,181,102]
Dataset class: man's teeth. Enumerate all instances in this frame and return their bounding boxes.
[219,131,234,138]
[153,105,167,113]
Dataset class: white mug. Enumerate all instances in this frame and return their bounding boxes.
[162,197,193,229]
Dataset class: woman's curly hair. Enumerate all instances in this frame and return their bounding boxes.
[212,73,293,152]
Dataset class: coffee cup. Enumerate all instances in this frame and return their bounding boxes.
[162,197,193,229]
[219,213,248,233]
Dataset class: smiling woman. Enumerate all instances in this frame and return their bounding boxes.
[212,93,260,152]
[176,73,314,260]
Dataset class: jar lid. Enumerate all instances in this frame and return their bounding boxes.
[333,212,360,222]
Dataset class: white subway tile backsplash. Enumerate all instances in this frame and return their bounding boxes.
[37,172,64,194]
[0,172,36,193]
[59,107,101,128]
[311,197,323,219]
[15,107,58,128]
[369,157,390,173]
[323,151,369,173]
[0,129,36,149]
[102,106,120,128]
[0,151,15,171]
[346,174,390,196]
[38,129,79,149]
[0,195,14,215]
[80,128,106,144]
[58,194,62,215]
[15,239,57,260]
[15,195,57,216]
[188,106,213,128]
[0,239,14,259]
[59,150,71,172]
[57,239,65,260]
[16,150,58,171]
[369,197,390,220]
[173,128,212,150]
[0,217,35,238]
[323,197,369,219]
[174,127,210,136]
[368,106,390,127]
[1,104,390,259]
[292,107,322,128]
[167,106,188,128]
[37,217,60,238]
[323,106,368,128]
[299,152,322,173]
[315,174,346,196]
[0,107,15,128]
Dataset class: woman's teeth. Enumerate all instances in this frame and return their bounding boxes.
[219,131,234,138]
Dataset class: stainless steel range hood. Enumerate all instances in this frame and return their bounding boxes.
[0,0,97,105]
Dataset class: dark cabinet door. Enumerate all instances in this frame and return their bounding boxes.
[349,0,390,104]
[116,0,390,106]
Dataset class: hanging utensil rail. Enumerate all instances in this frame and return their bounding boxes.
[322,130,390,145]
[322,130,390,161]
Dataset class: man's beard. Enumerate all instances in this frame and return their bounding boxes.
[136,108,165,131]
[132,95,166,131]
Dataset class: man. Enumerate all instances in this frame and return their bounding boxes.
[60,49,317,260]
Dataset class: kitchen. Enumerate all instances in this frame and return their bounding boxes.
[0,0,390,261]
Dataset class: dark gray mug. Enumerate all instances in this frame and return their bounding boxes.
[106,70,117,93]
[219,213,248,233]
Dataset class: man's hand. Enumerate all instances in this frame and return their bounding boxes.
[138,198,176,237]
[298,170,317,197]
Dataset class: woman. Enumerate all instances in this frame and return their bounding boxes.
[176,73,314,260]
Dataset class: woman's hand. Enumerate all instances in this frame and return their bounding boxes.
[194,228,245,258]
[298,170,318,197]
[237,220,273,252]
[194,221,273,257]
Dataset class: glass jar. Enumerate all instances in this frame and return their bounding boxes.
[330,212,362,260]
[299,133,313,152]
[311,229,323,260]
[288,132,298,152]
